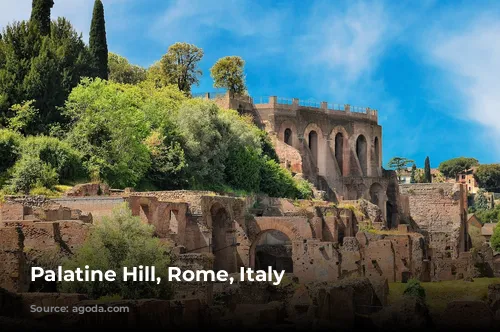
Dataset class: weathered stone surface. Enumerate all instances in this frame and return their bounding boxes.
[65,183,110,197]
[368,276,389,306]
[371,296,432,329]
[440,300,493,329]
[0,227,28,293]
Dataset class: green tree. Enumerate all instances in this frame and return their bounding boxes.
[143,128,187,190]
[387,157,414,182]
[210,56,246,94]
[424,156,431,183]
[0,18,92,132]
[108,52,146,84]
[8,154,59,194]
[410,163,416,183]
[490,223,500,252]
[60,203,174,300]
[89,0,108,80]
[175,99,229,186]
[438,157,479,179]
[7,100,38,134]
[20,135,85,182]
[474,189,490,211]
[159,42,203,94]
[64,78,151,188]
[30,0,54,36]
[475,164,500,192]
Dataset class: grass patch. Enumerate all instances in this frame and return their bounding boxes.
[389,278,500,314]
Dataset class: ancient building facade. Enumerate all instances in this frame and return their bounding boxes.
[209,93,398,226]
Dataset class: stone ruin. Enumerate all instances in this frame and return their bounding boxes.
[0,180,500,328]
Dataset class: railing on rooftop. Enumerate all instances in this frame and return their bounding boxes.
[327,103,345,111]
[277,97,293,105]
[299,99,321,108]
[193,93,376,115]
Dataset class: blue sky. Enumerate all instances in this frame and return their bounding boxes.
[2,0,500,168]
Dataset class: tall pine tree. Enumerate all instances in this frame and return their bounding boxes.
[89,0,108,80]
[424,156,432,183]
[30,0,54,36]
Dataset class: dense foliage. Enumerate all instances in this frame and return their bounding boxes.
[108,52,146,84]
[0,17,92,132]
[60,203,174,299]
[475,164,500,192]
[438,157,479,179]
[0,2,314,201]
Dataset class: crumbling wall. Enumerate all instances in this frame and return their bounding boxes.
[400,183,467,259]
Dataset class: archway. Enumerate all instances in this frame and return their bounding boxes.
[284,128,292,145]
[386,202,394,229]
[374,137,380,170]
[356,135,367,176]
[210,204,234,272]
[309,130,318,165]
[252,230,293,272]
[335,133,344,175]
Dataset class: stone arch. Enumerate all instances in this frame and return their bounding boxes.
[249,217,310,269]
[210,203,235,272]
[356,134,368,176]
[278,120,298,148]
[330,126,349,176]
[253,230,293,272]
[304,123,325,175]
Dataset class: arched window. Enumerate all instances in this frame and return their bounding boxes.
[356,135,367,176]
[335,133,344,175]
[284,128,292,145]
[374,137,380,169]
[309,130,318,165]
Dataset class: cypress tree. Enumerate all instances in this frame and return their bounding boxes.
[89,0,108,79]
[30,0,54,36]
[424,156,432,183]
[410,164,416,183]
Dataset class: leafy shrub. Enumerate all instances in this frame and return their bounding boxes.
[259,158,300,198]
[21,135,85,182]
[0,129,22,174]
[176,99,230,186]
[8,155,59,194]
[403,279,426,300]
[60,203,174,300]
[225,146,261,193]
[294,177,314,200]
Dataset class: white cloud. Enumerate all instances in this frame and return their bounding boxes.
[427,16,500,153]
[149,0,288,51]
